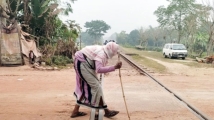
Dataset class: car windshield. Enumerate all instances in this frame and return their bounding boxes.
[172,44,186,50]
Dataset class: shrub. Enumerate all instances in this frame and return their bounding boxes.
[52,55,73,66]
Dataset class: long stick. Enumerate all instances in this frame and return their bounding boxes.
[118,53,130,120]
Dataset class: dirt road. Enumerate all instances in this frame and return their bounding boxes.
[0,55,213,120]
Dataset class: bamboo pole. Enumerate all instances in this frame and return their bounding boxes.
[118,53,130,120]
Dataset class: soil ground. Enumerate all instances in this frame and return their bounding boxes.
[0,53,213,120]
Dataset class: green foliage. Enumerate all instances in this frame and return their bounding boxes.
[145,46,162,52]
[53,18,66,39]
[1,0,79,68]
[154,0,196,28]
[194,32,208,49]
[81,32,95,45]
[131,54,166,73]
[128,29,140,46]
[29,0,51,35]
[122,43,134,48]
[39,37,50,46]
[84,20,111,43]
[52,55,73,66]
[9,0,20,13]
[116,31,128,45]
[53,19,79,44]
[40,39,75,66]
[117,28,166,48]
[54,0,76,15]
[154,0,206,43]
[6,0,79,46]
[43,55,72,66]
[43,57,53,66]
[188,31,208,57]
[123,47,213,69]
[138,27,149,48]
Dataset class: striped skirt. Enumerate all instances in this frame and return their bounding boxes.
[74,56,107,109]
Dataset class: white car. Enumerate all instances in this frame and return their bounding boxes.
[163,43,188,60]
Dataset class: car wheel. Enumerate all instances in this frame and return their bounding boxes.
[163,53,167,58]
[182,57,185,60]
[169,54,172,59]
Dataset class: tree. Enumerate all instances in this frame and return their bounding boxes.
[182,13,199,54]
[108,33,117,41]
[0,0,79,66]
[127,29,140,46]
[55,19,79,42]
[81,32,94,45]
[55,0,76,15]
[149,26,163,47]
[0,0,8,24]
[154,0,204,43]
[138,27,149,50]
[64,20,81,41]
[200,1,214,56]
[84,20,111,44]
[116,31,128,45]
[193,31,208,57]
[1,0,78,44]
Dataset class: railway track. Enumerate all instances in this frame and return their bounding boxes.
[120,53,212,120]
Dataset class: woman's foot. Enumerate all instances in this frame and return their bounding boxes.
[104,109,119,118]
[70,111,87,118]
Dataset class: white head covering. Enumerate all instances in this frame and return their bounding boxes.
[81,42,119,66]
[103,42,119,59]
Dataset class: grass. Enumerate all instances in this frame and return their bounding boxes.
[120,47,213,73]
[131,54,167,73]
[182,61,213,68]
[121,47,179,63]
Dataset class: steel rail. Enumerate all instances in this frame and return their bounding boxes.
[120,53,212,120]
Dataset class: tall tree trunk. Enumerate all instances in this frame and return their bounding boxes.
[0,0,7,25]
[23,0,29,24]
[207,24,214,56]
[178,30,182,43]
[155,38,158,47]
[140,40,143,46]
[188,34,194,55]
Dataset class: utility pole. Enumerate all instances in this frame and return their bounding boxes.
[79,34,81,49]
[78,27,82,50]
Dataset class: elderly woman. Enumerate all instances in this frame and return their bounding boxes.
[71,42,122,118]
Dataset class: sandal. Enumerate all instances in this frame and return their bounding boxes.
[104,110,119,118]
[70,112,87,118]
[95,114,98,120]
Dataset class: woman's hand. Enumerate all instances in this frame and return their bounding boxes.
[114,61,122,69]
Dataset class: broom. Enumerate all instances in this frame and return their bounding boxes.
[118,53,131,120]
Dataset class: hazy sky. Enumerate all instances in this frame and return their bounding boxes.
[62,0,205,38]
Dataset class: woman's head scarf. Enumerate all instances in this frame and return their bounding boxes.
[103,42,119,59]
[81,42,119,66]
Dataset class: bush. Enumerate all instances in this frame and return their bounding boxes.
[122,44,135,48]
[146,46,162,52]
[42,55,73,66]
[52,55,73,66]
[153,47,162,52]
[44,57,53,66]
